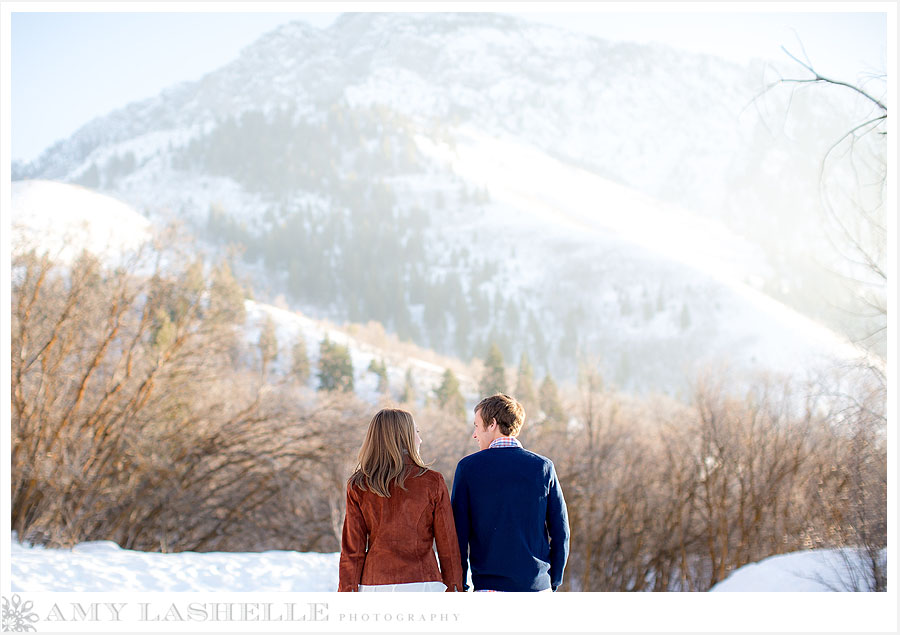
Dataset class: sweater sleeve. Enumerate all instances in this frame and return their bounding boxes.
[338,483,367,591]
[450,461,471,591]
[546,461,570,591]
[433,474,464,591]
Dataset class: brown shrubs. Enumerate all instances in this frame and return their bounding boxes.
[529,366,886,591]
[10,241,367,553]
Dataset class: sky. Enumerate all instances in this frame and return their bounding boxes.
[6,6,890,163]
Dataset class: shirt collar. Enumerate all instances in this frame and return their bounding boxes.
[489,436,522,449]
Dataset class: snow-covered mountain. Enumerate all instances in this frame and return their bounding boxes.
[11,12,877,394]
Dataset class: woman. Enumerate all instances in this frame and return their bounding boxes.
[338,408,463,592]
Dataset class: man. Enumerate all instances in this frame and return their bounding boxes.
[451,393,570,592]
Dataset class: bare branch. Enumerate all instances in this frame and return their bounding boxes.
[779,46,887,112]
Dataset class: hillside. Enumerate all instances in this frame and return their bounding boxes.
[10,179,482,409]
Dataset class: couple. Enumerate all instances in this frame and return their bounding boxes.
[338,393,570,592]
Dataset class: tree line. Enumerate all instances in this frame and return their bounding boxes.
[257,318,567,433]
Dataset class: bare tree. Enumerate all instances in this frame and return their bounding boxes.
[759,44,887,355]
[803,362,887,591]
[11,233,372,553]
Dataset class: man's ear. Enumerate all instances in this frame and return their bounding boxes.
[491,418,497,427]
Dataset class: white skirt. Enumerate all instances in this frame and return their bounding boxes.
[358,581,447,592]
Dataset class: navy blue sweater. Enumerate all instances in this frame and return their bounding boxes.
[451,446,570,592]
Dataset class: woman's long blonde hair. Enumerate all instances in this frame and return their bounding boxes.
[348,408,428,497]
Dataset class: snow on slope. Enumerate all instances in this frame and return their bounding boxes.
[9,533,876,592]
[95,120,869,392]
[416,130,869,377]
[710,548,886,592]
[416,129,765,283]
[10,180,151,264]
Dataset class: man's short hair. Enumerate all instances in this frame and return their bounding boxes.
[475,393,525,437]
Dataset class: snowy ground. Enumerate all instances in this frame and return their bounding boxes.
[5,536,894,633]
[9,534,880,593]
[709,548,885,592]
[9,536,339,593]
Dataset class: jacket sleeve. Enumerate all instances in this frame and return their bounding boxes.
[546,461,570,591]
[338,483,367,591]
[450,461,471,591]
[432,474,464,591]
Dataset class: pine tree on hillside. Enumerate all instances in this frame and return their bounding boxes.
[317,336,354,393]
[480,342,506,396]
[209,261,247,326]
[368,358,389,394]
[435,368,465,420]
[401,367,416,404]
[291,334,310,384]
[515,352,538,417]
[258,315,278,377]
[78,163,100,189]
[539,374,565,428]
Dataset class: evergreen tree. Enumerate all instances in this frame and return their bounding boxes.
[317,336,354,392]
[515,352,538,416]
[680,303,692,330]
[151,309,175,350]
[480,342,506,396]
[78,163,100,189]
[368,358,389,393]
[291,333,310,384]
[209,261,246,324]
[434,368,465,419]
[206,261,246,360]
[539,374,565,427]
[258,315,278,376]
[401,367,416,404]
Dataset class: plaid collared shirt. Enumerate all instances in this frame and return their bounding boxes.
[488,436,522,449]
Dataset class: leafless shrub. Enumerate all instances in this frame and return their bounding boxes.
[801,360,887,591]
[10,237,368,553]
[528,363,885,592]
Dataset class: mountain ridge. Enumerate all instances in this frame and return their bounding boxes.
[12,12,879,393]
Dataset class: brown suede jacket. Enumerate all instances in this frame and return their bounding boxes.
[338,463,463,591]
